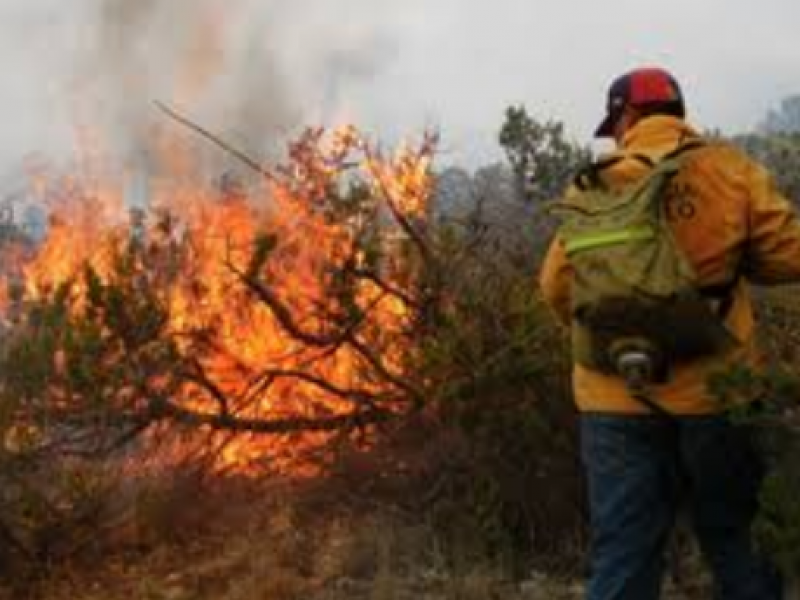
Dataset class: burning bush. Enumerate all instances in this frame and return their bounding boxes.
[1,127,439,467]
[0,124,584,581]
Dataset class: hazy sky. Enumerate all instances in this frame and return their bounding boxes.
[0,0,798,175]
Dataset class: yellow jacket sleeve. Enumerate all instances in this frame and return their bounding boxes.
[743,161,800,284]
[539,237,572,324]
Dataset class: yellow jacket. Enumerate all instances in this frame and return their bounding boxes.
[540,115,800,414]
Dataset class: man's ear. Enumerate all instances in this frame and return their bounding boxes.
[614,105,640,142]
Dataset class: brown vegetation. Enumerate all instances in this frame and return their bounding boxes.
[0,106,798,599]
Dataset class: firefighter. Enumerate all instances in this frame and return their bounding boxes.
[540,66,800,600]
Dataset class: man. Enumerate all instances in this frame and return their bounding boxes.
[540,66,800,600]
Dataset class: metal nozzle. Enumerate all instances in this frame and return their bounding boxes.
[615,350,654,390]
[608,338,673,417]
[609,337,660,391]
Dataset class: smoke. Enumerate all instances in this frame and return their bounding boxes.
[88,0,403,168]
[83,1,286,166]
[1,0,401,180]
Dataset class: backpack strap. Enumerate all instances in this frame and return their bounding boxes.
[573,153,654,191]
[651,138,707,178]
[662,137,741,318]
[662,137,706,161]
[573,156,621,191]
[630,153,656,168]
[572,137,703,193]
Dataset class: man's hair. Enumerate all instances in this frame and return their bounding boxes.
[635,101,685,120]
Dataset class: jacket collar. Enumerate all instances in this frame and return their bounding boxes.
[620,115,699,158]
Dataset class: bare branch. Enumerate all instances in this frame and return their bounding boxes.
[149,394,393,434]
[235,267,344,347]
[349,266,420,311]
[183,359,232,418]
[243,367,387,410]
[154,100,278,185]
[369,177,433,264]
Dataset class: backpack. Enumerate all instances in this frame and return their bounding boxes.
[551,140,737,384]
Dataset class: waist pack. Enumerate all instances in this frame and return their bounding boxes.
[551,140,737,383]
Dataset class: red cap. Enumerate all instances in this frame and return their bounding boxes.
[594,67,685,137]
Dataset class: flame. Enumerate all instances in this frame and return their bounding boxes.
[0,125,434,473]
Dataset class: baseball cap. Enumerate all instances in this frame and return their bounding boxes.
[594,67,685,138]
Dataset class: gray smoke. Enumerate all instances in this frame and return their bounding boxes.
[84,0,295,168]
[1,0,400,183]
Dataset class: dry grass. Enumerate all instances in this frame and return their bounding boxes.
[14,499,722,600]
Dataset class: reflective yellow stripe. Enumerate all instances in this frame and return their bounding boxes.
[565,227,655,255]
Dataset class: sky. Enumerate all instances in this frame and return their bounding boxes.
[0,0,798,178]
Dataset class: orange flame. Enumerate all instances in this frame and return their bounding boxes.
[1,125,434,473]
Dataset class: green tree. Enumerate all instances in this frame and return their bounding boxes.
[760,95,800,134]
[498,106,590,204]
[733,132,800,204]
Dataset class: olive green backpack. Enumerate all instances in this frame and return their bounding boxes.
[551,141,737,384]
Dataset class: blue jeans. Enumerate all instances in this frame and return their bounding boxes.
[581,413,782,600]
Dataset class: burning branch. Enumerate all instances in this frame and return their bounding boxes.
[153,100,278,184]
[147,393,393,434]
[364,134,439,265]
[232,264,424,407]
[0,122,442,472]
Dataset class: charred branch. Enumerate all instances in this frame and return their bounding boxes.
[232,266,424,406]
[235,266,345,348]
[231,265,422,397]
[242,368,385,410]
[348,266,419,311]
[183,359,232,418]
[345,336,423,406]
[154,101,279,185]
[148,394,394,434]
